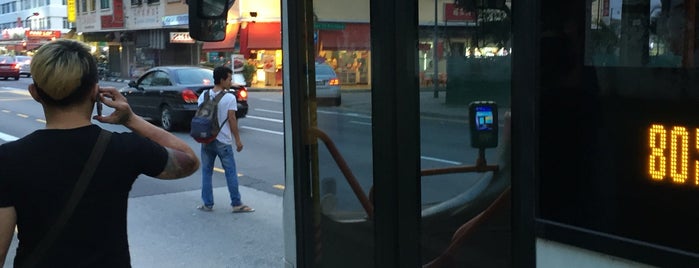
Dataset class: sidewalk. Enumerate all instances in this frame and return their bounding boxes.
[2,186,284,268]
[127,186,284,267]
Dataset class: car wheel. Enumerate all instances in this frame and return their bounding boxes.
[160,105,175,131]
[333,96,341,106]
[13,76,19,80]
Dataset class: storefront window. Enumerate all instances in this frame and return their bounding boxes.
[317,50,369,85]
[131,47,156,78]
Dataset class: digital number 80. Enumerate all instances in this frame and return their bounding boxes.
[649,124,694,184]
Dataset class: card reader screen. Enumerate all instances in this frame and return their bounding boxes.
[475,106,494,131]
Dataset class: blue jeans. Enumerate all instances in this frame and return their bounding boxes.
[200,140,242,207]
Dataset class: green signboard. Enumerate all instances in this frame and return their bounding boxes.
[314,22,345,30]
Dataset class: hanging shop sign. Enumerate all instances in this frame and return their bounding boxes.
[170,32,195,44]
[444,3,476,22]
[25,30,61,40]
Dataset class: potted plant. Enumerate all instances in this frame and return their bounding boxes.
[241,63,257,86]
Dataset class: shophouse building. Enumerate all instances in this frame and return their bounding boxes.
[0,0,73,55]
[70,0,504,88]
[75,0,198,79]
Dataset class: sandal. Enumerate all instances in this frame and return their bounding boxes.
[232,205,255,213]
[197,205,213,212]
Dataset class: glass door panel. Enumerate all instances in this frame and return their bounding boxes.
[419,1,512,267]
[310,0,374,266]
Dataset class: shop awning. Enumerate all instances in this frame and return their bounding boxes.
[244,22,281,50]
[202,23,240,52]
[319,23,370,50]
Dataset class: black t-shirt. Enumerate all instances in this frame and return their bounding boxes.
[0,125,168,268]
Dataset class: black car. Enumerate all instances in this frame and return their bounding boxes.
[120,66,248,131]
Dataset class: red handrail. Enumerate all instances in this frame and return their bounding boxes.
[422,187,511,268]
[309,127,374,219]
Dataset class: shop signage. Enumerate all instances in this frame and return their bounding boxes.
[25,30,61,39]
[170,32,195,44]
[603,0,610,16]
[232,54,245,72]
[162,14,188,26]
[67,0,76,22]
[102,0,125,29]
[444,3,476,22]
[314,22,345,30]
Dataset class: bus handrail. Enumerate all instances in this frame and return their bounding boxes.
[309,127,375,219]
[422,187,511,268]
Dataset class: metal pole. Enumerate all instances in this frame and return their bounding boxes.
[433,0,439,98]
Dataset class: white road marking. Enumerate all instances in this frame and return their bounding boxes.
[350,120,371,126]
[0,98,32,102]
[317,109,371,119]
[420,156,462,165]
[246,115,283,123]
[260,98,283,103]
[241,126,283,135]
[0,131,18,142]
[0,87,29,96]
[254,108,283,114]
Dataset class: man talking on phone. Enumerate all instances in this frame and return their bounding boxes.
[0,39,200,267]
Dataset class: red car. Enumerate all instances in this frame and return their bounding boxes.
[0,56,20,80]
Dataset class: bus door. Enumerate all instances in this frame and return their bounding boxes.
[281,0,514,267]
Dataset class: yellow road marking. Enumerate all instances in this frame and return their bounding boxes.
[36,119,46,124]
[273,184,285,190]
[212,167,244,178]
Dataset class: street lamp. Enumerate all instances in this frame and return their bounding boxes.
[25,12,39,30]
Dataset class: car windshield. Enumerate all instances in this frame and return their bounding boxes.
[175,68,214,85]
[0,56,15,63]
[316,64,336,76]
[16,56,30,64]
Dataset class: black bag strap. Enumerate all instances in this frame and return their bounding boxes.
[22,129,112,268]
[211,89,229,130]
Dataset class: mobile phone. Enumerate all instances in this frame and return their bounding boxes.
[96,99,103,117]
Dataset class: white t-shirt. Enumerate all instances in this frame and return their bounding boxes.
[197,89,238,144]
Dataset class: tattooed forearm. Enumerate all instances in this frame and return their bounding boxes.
[157,148,199,179]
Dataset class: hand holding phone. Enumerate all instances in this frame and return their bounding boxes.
[96,99,103,117]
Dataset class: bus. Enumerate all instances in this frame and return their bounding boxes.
[190,0,699,266]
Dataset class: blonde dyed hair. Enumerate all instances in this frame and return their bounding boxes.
[31,39,98,102]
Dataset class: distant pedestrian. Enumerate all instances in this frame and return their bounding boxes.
[197,66,254,213]
[0,39,200,267]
